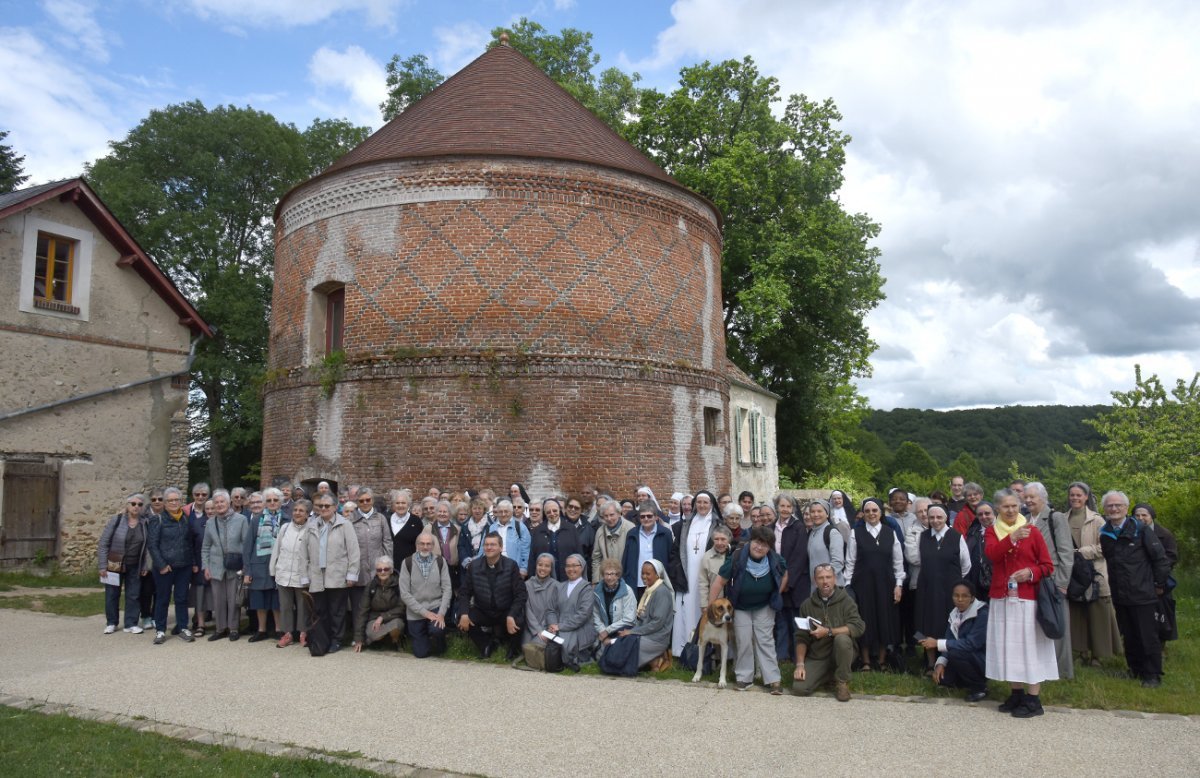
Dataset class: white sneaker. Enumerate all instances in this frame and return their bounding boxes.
[124,626,144,634]
[141,617,154,629]
[103,625,117,634]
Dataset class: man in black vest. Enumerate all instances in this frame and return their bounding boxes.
[457,532,526,660]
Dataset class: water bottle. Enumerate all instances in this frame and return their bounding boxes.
[1007,577,1019,600]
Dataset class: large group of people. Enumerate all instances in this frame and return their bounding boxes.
[97,476,1179,714]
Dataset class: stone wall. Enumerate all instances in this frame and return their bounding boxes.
[0,195,191,572]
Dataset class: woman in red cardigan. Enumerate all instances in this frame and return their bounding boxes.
[984,489,1057,718]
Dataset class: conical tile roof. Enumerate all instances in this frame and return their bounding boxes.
[322,43,684,192]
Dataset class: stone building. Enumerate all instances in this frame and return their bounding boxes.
[0,179,211,571]
[262,42,777,500]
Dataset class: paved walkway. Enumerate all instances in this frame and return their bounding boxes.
[0,585,100,598]
[1,608,1197,777]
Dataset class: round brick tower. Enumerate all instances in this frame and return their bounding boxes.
[262,43,730,497]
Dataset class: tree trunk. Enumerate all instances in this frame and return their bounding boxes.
[205,383,225,489]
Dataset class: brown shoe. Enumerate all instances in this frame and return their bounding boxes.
[835,681,851,702]
[649,649,673,673]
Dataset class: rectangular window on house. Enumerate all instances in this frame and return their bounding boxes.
[703,407,720,446]
[325,287,345,355]
[34,232,75,305]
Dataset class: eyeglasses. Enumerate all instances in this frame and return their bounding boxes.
[151,497,164,502]
[357,497,373,504]
[567,504,581,510]
[265,498,279,503]
[376,566,392,572]
[639,513,655,519]
[316,503,334,509]
[128,501,144,507]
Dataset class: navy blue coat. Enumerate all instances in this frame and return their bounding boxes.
[620,523,679,590]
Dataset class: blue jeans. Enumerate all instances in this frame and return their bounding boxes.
[407,611,447,657]
[154,565,191,633]
[774,606,796,662]
[104,569,143,628]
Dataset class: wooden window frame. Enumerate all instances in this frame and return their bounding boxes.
[34,231,76,305]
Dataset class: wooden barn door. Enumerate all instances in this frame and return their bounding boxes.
[1,462,60,562]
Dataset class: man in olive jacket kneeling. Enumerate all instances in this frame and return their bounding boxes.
[794,563,866,701]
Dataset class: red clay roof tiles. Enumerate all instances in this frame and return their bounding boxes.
[322,44,681,190]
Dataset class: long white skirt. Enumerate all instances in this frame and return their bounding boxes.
[986,597,1059,685]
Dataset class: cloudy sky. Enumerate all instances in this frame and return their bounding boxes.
[3,0,1197,410]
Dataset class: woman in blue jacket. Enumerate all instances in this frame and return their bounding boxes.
[921,579,989,702]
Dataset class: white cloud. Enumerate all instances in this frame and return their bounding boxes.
[432,21,490,73]
[183,0,406,29]
[41,0,111,62]
[640,0,1200,409]
[0,27,123,182]
[308,45,388,130]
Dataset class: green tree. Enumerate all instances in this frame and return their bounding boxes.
[943,452,985,489]
[301,118,373,174]
[889,441,940,479]
[1072,365,1200,499]
[85,102,369,486]
[380,54,445,121]
[630,58,884,474]
[0,130,29,193]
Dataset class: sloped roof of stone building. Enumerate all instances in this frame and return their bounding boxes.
[282,42,715,219]
[0,178,213,337]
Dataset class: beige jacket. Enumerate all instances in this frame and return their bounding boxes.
[269,520,310,588]
[305,515,361,592]
[1069,508,1111,597]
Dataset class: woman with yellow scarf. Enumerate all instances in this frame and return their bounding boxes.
[984,489,1057,718]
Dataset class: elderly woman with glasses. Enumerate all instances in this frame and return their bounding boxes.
[347,486,393,650]
[305,495,361,654]
[202,489,250,641]
[270,499,312,647]
[98,493,152,634]
[242,490,284,643]
[354,555,405,651]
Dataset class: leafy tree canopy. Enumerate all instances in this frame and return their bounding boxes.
[85,102,369,486]
[380,54,445,121]
[0,129,30,193]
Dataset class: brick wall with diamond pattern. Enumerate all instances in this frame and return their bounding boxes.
[262,157,731,497]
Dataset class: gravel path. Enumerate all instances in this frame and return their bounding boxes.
[2,609,1197,777]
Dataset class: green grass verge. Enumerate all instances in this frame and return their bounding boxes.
[0,570,102,591]
[0,705,378,777]
[0,593,105,616]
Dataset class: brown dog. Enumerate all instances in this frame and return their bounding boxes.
[691,597,734,688]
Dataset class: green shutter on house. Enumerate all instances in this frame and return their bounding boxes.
[759,413,768,465]
[734,408,743,464]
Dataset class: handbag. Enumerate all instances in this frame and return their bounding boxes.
[522,640,564,672]
[1036,574,1067,639]
[1067,551,1100,603]
[106,552,125,574]
[213,516,244,572]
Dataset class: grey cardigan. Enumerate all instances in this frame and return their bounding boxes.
[201,511,250,579]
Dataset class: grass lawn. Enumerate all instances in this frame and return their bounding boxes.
[0,569,102,591]
[0,592,105,617]
[0,705,377,777]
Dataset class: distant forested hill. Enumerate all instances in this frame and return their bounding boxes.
[860,405,1109,486]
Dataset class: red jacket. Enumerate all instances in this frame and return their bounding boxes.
[984,523,1054,601]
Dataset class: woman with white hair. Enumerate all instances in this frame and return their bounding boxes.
[242,490,284,642]
[1024,482,1075,679]
[201,489,250,641]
